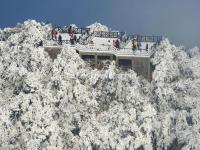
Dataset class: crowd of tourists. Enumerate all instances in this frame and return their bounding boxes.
[51,26,78,45]
[48,27,153,51]
[132,37,149,51]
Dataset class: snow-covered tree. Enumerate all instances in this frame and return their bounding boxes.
[0,20,200,150]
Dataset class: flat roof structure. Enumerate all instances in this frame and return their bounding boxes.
[76,47,154,81]
[43,44,154,81]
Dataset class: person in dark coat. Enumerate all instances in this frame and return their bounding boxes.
[77,36,80,43]
[51,29,54,40]
[68,26,72,34]
[86,29,89,35]
[55,31,58,40]
[115,39,120,49]
[58,35,62,45]
[74,35,77,43]
[70,34,75,45]
[146,43,149,51]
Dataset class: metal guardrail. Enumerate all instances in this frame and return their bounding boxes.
[51,39,70,44]
[55,27,90,34]
[93,31,125,38]
[131,35,163,43]
[54,27,163,43]
[51,39,89,45]
[76,47,152,57]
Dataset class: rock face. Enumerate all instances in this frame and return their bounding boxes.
[0,20,200,150]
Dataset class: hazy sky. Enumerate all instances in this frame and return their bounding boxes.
[1,0,200,48]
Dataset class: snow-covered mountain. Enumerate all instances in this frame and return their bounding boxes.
[0,20,200,150]
[87,22,109,33]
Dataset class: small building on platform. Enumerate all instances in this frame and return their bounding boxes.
[76,48,154,81]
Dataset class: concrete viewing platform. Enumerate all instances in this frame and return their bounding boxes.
[43,44,155,81]
[43,44,154,81]
[76,47,153,81]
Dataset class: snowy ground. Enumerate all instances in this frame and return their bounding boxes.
[62,36,153,57]
[0,20,200,150]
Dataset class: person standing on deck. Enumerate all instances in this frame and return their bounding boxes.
[51,29,54,40]
[146,43,149,51]
[68,26,72,34]
[74,35,77,44]
[70,34,75,45]
[115,39,120,49]
[72,27,75,34]
[133,38,138,50]
[54,30,58,40]
[58,34,62,45]
[52,29,57,40]
[113,40,116,47]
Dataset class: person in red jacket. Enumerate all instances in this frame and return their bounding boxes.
[51,29,58,40]
[113,40,116,47]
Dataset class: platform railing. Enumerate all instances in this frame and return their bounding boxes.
[131,35,163,43]
[54,27,163,43]
[55,27,90,34]
[93,31,125,38]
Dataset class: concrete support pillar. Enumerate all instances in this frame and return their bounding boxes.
[95,55,98,67]
[116,57,119,66]
[148,58,151,81]
[132,59,135,70]
[110,55,113,61]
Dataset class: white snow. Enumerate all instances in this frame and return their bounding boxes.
[87,22,109,33]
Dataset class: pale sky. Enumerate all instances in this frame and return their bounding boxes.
[1,0,200,48]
